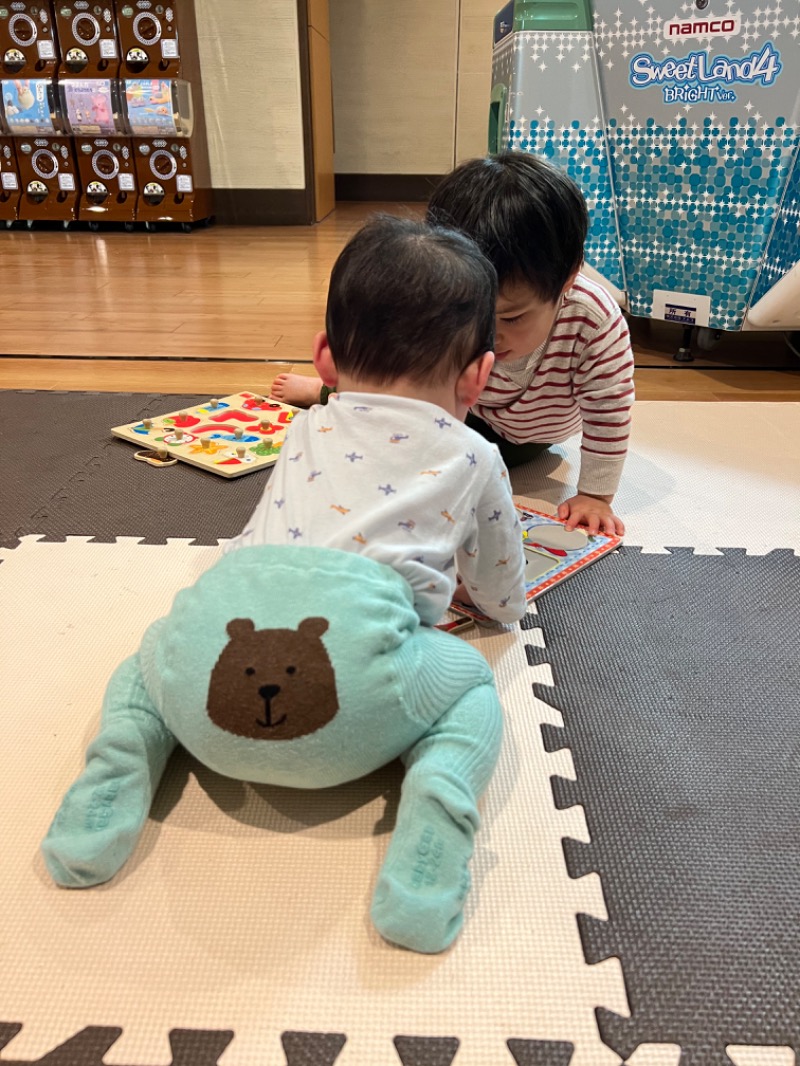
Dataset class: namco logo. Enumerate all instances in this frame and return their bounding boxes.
[664,14,741,37]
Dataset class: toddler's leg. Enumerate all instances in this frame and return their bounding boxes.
[41,653,177,888]
[370,678,503,953]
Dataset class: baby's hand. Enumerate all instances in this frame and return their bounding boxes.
[558,494,625,536]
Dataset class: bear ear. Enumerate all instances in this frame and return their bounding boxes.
[227,618,256,640]
[299,617,329,639]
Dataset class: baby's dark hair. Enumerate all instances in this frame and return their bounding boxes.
[325,214,496,386]
[426,152,588,304]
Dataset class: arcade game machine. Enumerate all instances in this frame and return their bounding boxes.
[0,1,80,224]
[1,76,80,224]
[53,4,138,227]
[116,0,211,229]
[0,91,21,225]
[490,0,800,355]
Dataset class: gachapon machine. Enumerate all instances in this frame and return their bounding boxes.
[116,0,180,78]
[114,0,211,229]
[490,0,800,352]
[0,0,58,77]
[121,75,210,229]
[53,0,121,77]
[59,76,138,225]
[0,81,20,223]
[1,75,79,223]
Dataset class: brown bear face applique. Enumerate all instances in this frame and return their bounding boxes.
[207,617,339,741]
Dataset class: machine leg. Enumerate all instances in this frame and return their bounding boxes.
[674,324,695,362]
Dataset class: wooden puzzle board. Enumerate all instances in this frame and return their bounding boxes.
[111,392,298,479]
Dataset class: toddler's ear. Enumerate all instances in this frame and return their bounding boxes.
[312,332,338,387]
[457,351,495,409]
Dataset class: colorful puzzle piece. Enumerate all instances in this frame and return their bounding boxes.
[209,432,261,443]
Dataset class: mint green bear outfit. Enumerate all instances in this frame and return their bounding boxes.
[42,545,503,954]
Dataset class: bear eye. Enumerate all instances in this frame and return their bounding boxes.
[245,667,255,676]
[286,666,296,675]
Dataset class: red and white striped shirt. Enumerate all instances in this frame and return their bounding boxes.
[473,273,634,498]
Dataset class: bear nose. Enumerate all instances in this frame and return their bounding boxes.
[259,684,281,701]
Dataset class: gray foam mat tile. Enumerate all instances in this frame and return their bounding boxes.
[506,1040,576,1065]
[0,1028,586,1064]
[0,1026,234,1065]
[0,391,268,548]
[530,545,800,1064]
[393,1036,460,1065]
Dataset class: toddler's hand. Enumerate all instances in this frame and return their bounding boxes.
[558,494,625,537]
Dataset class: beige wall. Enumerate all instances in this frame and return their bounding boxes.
[456,0,497,162]
[192,0,497,191]
[329,0,459,174]
[195,0,306,190]
[329,0,496,175]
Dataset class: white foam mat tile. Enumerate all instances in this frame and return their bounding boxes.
[726,1050,796,1066]
[0,537,624,1065]
[510,401,800,553]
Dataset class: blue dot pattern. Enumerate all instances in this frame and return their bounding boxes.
[605,115,799,327]
[508,117,625,289]
[751,147,800,307]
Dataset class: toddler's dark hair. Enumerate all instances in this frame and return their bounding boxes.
[325,214,496,386]
[426,152,588,303]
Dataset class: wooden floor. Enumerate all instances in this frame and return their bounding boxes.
[1,202,798,401]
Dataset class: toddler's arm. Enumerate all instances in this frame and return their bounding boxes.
[569,305,634,534]
[455,452,526,623]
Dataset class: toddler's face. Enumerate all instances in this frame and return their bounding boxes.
[494,280,564,364]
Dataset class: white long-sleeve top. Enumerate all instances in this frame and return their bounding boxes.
[473,273,634,498]
[225,392,527,626]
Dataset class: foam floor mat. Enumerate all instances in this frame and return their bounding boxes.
[0,391,268,548]
[533,545,800,1062]
[0,536,624,1066]
[1,398,799,1065]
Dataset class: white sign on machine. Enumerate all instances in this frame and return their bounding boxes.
[651,289,712,327]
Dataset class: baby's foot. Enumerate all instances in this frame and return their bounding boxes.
[270,373,323,408]
[370,790,475,953]
[41,657,175,888]
[41,715,159,889]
